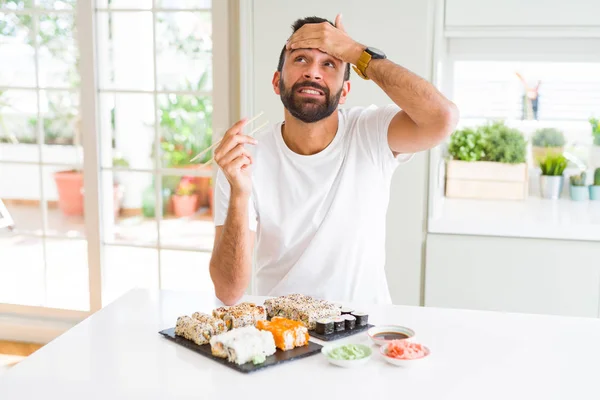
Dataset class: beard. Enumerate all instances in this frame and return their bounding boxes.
[279,78,343,123]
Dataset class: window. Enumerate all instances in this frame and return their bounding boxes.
[428,36,600,241]
[0,0,88,311]
[95,0,217,306]
[453,60,600,166]
[0,0,228,320]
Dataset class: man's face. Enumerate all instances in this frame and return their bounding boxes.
[274,48,349,123]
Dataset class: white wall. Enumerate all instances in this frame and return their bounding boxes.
[247,0,436,305]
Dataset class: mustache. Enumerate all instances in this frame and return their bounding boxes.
[291,81,329,95]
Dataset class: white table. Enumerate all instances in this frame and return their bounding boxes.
[2,289,600,399]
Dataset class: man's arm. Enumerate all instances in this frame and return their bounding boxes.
[286,14,459,154]
[210,195,255,306]
[363,59,459,155]
[209,118,257,305]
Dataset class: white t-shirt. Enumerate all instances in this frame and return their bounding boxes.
[214,104,412,305]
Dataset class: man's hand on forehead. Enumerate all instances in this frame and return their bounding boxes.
[285,14,364,66]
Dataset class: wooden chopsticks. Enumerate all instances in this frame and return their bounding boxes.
[189,111,267,164]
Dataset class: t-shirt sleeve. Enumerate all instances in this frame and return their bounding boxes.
[213,168,258,232]
[353,104,414,176]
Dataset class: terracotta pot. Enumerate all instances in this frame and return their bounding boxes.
[183,164,212,207]
[54,170,84,216]
[172,195,198,217]
[54,170,122,218]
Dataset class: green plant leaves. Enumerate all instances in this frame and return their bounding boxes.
[480,122,527,164]
[448,121,526,164]
[447,127,486,162]
[539,153,568,176]
[531,128,565,148]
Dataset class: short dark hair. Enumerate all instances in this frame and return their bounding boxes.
[277,16,351,81]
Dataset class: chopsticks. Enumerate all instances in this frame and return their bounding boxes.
[189,111,267,164]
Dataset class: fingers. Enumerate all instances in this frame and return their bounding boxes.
[286,23,326,49]
[224,117,249,138]
[217,144,253,167]
[229,155,252,172]
[335,13,347,33]
[215,134,257,161]
[288,39,322,51]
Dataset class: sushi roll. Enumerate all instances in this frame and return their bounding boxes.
[263,294,340,330]
[332,316,345,332]
[315,318,334,335]
[340,307,354,315]
[175,315,215,345]
[192,312,226,334]
[344,314,356,330]
[219,303,267,330]
[256,317,309,350]
[209,326,276,365]
[351,312,369,326]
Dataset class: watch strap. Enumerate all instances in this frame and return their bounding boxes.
[352,50,372,80]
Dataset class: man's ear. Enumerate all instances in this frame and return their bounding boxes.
[337,79,351,105]
[272,71,281,95]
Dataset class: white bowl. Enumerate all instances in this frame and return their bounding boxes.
[321,344,372,368]
[367,325,415,346]
[379,343,430,367]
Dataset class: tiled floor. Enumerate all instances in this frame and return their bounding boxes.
[0,204,217,310]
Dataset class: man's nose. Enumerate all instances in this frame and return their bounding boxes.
[303,62,323,80]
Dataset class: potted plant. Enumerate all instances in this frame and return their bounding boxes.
[54,167,85,216]
[539,153,568,199]
[52,111,85,216]
[590,168,600,201]
[569,172,588,201]
[157,74,213,207]
[172,178,198,217]
[446,121,528,200]
[531,128,565,162]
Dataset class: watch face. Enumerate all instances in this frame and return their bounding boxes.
[366,47,386,59]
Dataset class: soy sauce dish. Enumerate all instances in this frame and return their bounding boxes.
[321,343,372,368]
[367,325,415,346]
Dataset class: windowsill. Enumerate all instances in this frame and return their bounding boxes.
[428,196,600,242]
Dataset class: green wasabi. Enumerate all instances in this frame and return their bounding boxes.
[328,344,371,360]
[252,354,266,365]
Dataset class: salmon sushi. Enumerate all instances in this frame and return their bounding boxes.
[256,317,309,351]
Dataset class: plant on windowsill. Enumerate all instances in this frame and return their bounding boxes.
[539,153,568,200]
[445,121,528,200]
[531,127,565,163]
[172,178,198,218]
[569,171,588,201]
[589,168,600,201]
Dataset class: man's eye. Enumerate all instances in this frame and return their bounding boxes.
[324,61,335,68]
[295,57,306,63]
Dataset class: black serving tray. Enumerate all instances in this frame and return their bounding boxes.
[309,324,374,341]
[159,328,323,374]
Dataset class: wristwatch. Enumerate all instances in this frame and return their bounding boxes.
[352,47,386,80]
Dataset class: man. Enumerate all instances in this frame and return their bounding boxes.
[209,15,458,306]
